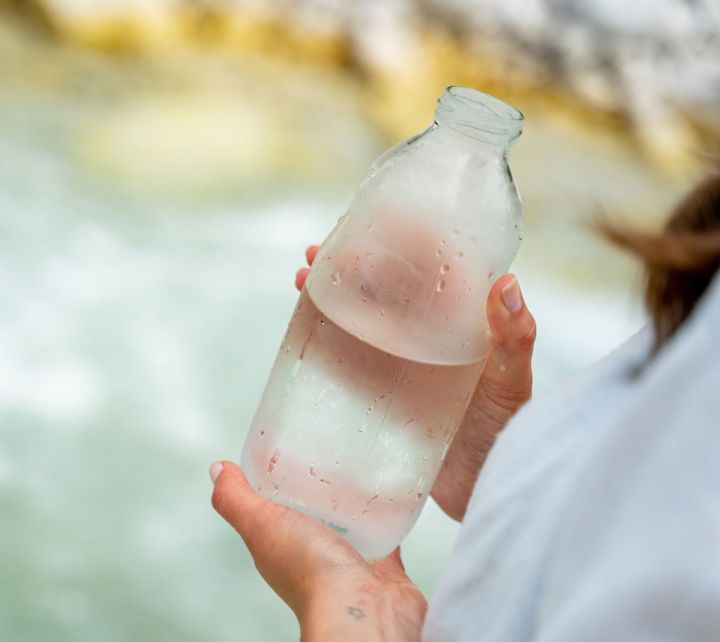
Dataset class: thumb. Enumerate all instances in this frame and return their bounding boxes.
[209,461,275,551]
[474,274,535,418]
[428,275,536,521]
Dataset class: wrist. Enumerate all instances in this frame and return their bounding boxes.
[299,576,378,641]
[299,576,423,642]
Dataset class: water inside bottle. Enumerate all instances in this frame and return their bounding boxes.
[243,290,483,560]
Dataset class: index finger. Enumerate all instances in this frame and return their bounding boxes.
[305,245,320,266]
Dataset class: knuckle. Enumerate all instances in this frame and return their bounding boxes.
[490,311,536,354]
[515,316,537,352]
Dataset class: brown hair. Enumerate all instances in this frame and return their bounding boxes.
[599,173,720,354]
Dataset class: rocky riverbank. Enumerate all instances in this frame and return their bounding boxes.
[4,0,719,170]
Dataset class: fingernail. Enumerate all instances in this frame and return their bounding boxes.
[209,461,224,484]
[501,277,522,313]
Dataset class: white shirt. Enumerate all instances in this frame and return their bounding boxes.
[423,273,720,641]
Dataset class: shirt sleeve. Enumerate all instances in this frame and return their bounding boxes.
[536,320,720,642]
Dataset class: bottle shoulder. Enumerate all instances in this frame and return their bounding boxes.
[358,125,518,213]
[369,125,513,182]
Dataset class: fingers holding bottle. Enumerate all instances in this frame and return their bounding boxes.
[295,244,321,291]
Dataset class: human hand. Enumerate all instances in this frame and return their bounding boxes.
[210,461,427,642]
[296,244,536,522]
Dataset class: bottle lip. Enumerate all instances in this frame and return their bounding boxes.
[434,86,524,146]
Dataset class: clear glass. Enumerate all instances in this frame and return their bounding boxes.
[241,87,524,560]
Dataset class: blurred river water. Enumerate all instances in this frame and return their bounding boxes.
[0,13,704,642]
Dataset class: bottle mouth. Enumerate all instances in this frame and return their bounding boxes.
[434,86,524,146]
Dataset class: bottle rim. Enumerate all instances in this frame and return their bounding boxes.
[435,86,524,146]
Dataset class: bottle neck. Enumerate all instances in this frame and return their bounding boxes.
[434,87,523,148]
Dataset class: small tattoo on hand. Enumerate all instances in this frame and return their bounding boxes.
[347,606,366,620]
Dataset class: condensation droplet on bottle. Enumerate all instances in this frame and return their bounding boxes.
[441,264,450,274]
[285,346,291,353]
[319,319,325,326]
[435,249,442,257]
[455,251,464,260]
[331,272,341,285]
[436,279,446,292]
[487,271,495,280]
[266,449,281,474]
[451,228,460,237]
[259,430,266,438]
[441,238,446,245]
[461,340,469,349]
[380,308,385,316]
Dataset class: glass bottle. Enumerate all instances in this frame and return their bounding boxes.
[241,86,524,560]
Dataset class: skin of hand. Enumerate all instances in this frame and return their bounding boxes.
[209,245,536,640]
[297,244,536,521]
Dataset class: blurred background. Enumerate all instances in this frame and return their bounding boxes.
[1,1,718,640]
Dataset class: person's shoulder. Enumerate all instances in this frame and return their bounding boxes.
[640,270,720,394]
